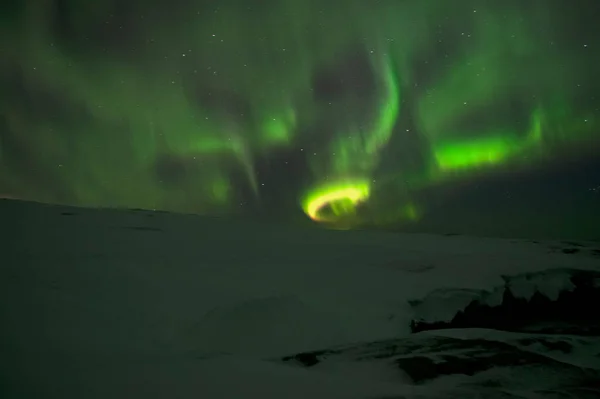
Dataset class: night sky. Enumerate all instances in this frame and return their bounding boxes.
[1,0,599,238]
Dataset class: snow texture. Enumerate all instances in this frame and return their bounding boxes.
[1,199,599,398]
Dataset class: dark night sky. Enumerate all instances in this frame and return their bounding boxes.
[1,0,599,239]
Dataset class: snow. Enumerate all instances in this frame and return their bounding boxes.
[508,269,579,301]
[1,199,599,398]
[410,288,488,323]
[410,267,587,324]
[4,354,410,399]
[281,328,600,397]
[422,328,600,369]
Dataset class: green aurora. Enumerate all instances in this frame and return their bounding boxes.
[1,0,598,232]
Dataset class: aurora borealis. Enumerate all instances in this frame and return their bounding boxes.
[1,0,599,237]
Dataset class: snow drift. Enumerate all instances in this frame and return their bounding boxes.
[1,198,599,398]
[410,268,600,335]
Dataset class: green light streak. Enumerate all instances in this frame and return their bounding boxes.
[302,180,370,223]
[1,1,597,226]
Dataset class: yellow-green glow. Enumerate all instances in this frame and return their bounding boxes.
[326,54,401,176]
[302,180,371,222]
[431,107,548,172]
[260,106,297,146]
[365,54,401,155]
[433,135,522,170]
[404,203,419,221]
[2,2,597,230]
[211,177,231,202]
[303,53,401,222]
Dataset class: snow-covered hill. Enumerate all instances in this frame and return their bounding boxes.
[281,329,600,398]
[1,199,599,398]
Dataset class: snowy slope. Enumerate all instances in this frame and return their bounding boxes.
[1,199,599,398]
[280,329,600,398]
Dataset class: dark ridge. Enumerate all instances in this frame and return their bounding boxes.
[60,212,76,216]
[411,269,600,335]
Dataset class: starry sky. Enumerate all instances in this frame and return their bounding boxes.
[1,0,599,239]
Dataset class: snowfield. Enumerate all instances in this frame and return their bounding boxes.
[1,199,599,398]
